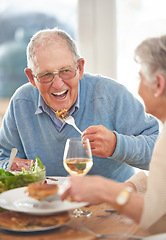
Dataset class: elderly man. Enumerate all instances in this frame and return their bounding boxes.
[0,28,159,181]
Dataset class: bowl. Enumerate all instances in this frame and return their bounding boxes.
[0,159,46,193]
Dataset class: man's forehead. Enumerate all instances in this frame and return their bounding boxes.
[33,44,74,73]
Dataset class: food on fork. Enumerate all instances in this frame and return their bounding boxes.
[55,109,68,119]
[25,182,59,201]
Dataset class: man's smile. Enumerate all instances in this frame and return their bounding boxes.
[51,90,68,100]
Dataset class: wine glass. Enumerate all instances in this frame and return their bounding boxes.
[63,137,93,217]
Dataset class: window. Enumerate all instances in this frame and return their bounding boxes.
[0,0,78,97]
[117,0,166,96]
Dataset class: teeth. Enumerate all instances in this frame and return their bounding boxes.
[53,90,66,96]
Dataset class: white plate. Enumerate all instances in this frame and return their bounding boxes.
[0,177,87,215]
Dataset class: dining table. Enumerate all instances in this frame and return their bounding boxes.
[0,177,150,240]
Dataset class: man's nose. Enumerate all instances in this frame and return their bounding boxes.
[51,74,64,88]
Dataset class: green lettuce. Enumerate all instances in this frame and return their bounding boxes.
[0,157,45,193]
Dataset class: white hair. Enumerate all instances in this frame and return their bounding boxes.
[134,35,166,92]
[26,28,81,72]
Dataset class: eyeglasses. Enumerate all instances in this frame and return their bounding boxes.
[33,67,78,83]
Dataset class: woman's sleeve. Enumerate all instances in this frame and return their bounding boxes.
[126,171,148,196]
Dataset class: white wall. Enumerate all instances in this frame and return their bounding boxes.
[77,0,117,80]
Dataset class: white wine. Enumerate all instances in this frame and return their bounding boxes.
[63,138,93,217]
[64,158,93,176]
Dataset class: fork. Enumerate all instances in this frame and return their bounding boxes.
[7,148,18,171]
[63,115,82,135]
[54,108,82,135]
[81,226,143,239]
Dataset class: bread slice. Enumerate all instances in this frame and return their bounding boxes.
[25,183,59,201]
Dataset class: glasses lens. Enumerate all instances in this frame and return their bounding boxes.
[59,68,76,80]
[38,73,53,83]
[36,68,76,83]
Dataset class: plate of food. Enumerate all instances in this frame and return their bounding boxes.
[0,182,87,215]
[0,210,70,232]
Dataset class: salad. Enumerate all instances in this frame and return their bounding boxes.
[0,157,46,193]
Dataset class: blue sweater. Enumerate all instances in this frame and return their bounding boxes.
[0,73,159,181]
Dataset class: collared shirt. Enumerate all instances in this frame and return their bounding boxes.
[35,85,80,132]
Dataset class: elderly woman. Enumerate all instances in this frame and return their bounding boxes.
[61,35,166,234]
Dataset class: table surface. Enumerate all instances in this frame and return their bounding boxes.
[0,204,150,240]
[0,177,150,240]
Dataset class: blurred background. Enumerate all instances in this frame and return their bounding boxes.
[0,0,166,123]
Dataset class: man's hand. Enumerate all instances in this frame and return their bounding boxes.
[82,125,117,157]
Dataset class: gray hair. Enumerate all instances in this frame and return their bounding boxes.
[26,28,81,72]
[134,35,166,87]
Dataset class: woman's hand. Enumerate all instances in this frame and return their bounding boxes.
[60,175,125,205]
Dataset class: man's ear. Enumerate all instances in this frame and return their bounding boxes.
[24,68,37,88]
[77,58,85,80]
[155,74,166,97]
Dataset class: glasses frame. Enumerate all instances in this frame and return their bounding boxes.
[33,66,78,84]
